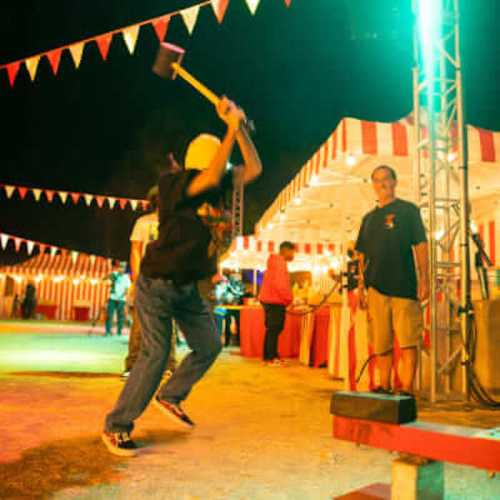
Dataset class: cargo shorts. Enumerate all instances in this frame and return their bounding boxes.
[367,287,423,354]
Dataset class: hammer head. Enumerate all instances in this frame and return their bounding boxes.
[152,43,185,80]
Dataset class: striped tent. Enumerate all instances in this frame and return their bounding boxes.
[0,252,112,320]
[256,116,500,265]
[221,235,342,272]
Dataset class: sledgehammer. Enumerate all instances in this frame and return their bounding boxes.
[152,42,255,133]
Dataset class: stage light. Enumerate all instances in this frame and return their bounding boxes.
[417,0,442,80]
[346,155,357,167]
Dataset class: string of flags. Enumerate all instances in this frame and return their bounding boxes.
[1,0,292,88]
[0,183,149,211]
[0,231,103,265]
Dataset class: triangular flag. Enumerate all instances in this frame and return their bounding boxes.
[44,190,55,202]
[0,234,8,250]
[71,251,79,264]
[107,197,117,209]
[89,254,96,266]
[152,16,170,41]
[70,192,81,205]
[14,238,22,252]
[6,62,21,87]
[25,55,41,81]
[118,198,129,210]
[122,25,140,54]
[245,0,260,15]
[181,5,200,35]
[47,49,62,75]
[211,0,229,24]
[69,43,85,69]
[84,194,93,206]
[50,246,58,257]
[26,240,35,255]
[5,185,15,198]
[17,187,28,200]
[95,196,105,208]
[141,200,149,211]
[39,244,47,254]
[58,191,69,204]
[130,199,139,211]
[96,34,113,61]
[33,188,42,201]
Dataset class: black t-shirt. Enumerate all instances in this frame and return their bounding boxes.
[140,169,232,284]
[355,198,427,300]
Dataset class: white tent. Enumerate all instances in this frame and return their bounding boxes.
[254,115,500,264]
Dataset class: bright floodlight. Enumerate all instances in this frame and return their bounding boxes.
[417,0,442,79]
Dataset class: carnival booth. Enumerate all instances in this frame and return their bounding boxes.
[0,252,112,321]
[234,115,500,388]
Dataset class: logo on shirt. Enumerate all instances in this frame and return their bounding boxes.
[384,213,396,229]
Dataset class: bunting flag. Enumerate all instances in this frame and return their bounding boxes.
[0,183,149,211]
[152,16,171,41]
[122,26,140,54]
[211,0,229,24]
[96,34,113,61]
[6,62,21,87]
[69,43,85,69]
[25,55,41,81]
[58,191,69,204]
[181,5,200,35]
[245,0,261,15]
[1,0,248,88]
[0,231,86,262]
[47,49,62,75]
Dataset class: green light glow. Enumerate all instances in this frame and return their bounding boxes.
[418,0,442,80]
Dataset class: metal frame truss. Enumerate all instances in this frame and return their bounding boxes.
[413,0,472,403]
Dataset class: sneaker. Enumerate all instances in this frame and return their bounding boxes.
[153,397,195,430]
[101,431,137,457]
[121,371,130,381]
[265,358,285,367]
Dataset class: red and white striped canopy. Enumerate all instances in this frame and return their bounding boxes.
[257,116,500,245]
[0,252,113,320]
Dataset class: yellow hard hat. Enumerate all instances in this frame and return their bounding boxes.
[184,134,221,170]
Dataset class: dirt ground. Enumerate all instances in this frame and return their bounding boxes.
[0,321,499,499]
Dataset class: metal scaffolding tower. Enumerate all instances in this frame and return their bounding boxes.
[413,0,472,402]
[231,166,244,239]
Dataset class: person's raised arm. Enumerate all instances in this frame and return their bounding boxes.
[187,98,245,198]
[235,124,262,185]
[130,241,143,282]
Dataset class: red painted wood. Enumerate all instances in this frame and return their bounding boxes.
[333,416,500,472]
[335,483,390,500]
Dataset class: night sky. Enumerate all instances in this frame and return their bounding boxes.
[1,0,499,264]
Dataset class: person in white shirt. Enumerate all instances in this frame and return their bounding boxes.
[122,184,177,378]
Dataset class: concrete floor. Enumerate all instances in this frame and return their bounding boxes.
[0,320,498,499]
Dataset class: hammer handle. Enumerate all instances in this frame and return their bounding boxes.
[172,63,220,106]
[171,63,255,134]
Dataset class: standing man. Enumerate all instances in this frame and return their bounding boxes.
[102,97,262,456]
[105,261,131,337]
[356,165,429,395]
[259,241,295,366]
[122,184,177,379]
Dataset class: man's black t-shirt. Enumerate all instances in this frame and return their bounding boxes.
[140,170,232,284]
[355,198,427,300]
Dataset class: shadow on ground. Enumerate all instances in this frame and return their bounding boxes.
[0,430,187,499]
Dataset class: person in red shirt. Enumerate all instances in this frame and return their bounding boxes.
[259,241,295,365]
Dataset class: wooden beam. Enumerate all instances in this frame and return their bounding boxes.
[333,416,500,472]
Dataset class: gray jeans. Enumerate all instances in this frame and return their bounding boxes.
[105,273,222,433]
